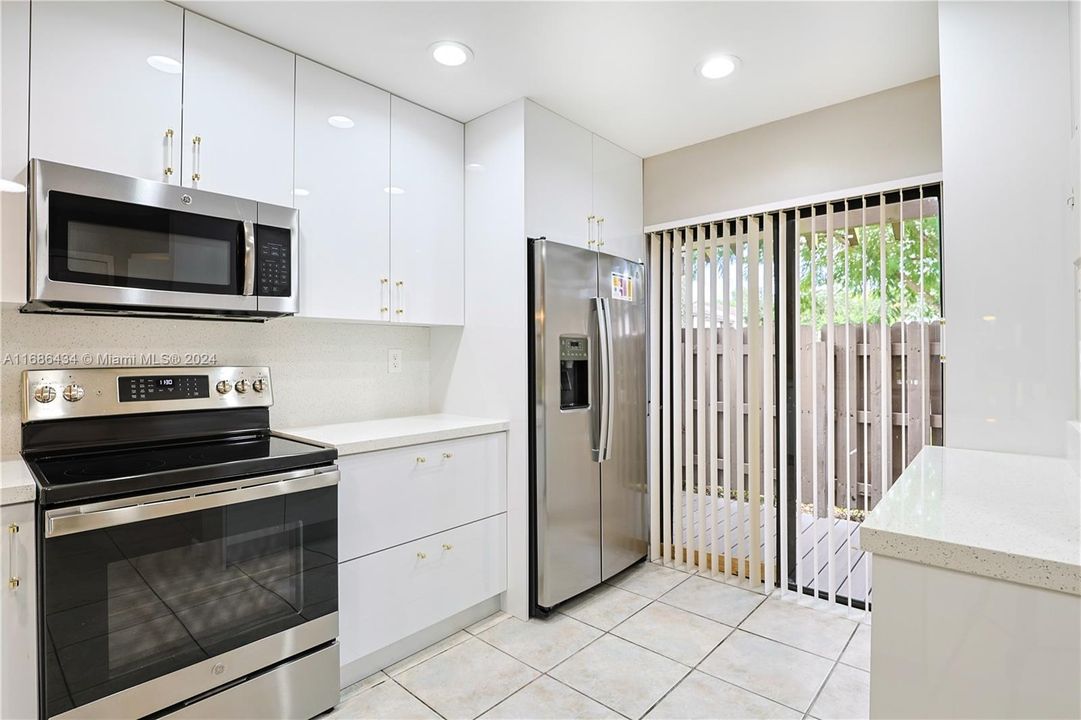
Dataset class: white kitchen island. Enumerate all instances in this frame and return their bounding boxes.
[861,446,1081,719]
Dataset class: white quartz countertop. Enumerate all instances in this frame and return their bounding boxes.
[277,413,509,456]
[0,456,36,507]
[862,446,1081,595]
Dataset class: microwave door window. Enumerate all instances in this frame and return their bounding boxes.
[49,191,243,295]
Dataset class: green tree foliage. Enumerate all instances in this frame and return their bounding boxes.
[799,215,941,328]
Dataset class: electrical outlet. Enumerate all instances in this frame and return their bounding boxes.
[388,348,402,374]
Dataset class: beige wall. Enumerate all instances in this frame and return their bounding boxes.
[643,77,942,227]
[0,309,429,454]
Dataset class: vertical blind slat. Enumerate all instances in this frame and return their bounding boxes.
[734,224,746,577]
[747,216,763,588]
[721,229,733,582]
[696,226,708,571]
[683,230,694,567]
[649,233,662,562]
[708,224,720,579]
[763,213,775,592]
[825,206,837,606]
[779,212,789,596]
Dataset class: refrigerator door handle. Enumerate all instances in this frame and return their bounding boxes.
[593,296,614,462]
[602,297,615,461]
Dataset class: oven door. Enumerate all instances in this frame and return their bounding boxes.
[40,466,339,720]
[29,158,259,315]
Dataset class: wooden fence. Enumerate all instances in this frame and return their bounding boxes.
[682,320,943,517]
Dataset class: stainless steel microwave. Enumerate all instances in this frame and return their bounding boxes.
[25,159,298,320]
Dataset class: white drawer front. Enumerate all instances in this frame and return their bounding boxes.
[339,513,507,666]
[339,432,506,561]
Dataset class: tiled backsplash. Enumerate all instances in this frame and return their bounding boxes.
[0,307,429,454]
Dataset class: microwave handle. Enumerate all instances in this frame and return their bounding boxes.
[242,221,256,296]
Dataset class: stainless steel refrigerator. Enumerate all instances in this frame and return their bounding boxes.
[528,237,648,614]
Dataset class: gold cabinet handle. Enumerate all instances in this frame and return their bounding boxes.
[394,280,404,317]
[416,551,427,560]
[442,452,453,460]
[442,543,453,551]
[587,215,596,246]
[416,456,427,464]
[7,523,19,590]
[164,128,174,178]
[597,217,605,246]
[191,135,202,184]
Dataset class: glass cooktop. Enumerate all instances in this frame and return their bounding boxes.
[26,433,336,505]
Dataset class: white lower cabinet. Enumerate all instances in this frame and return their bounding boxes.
[338,433,507,561]
[1,502,37,720]
[339,513,507,667]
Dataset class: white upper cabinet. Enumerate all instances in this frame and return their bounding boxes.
[295,58,391,322]
[525,101,593,250]
[389,97,464,325]
[181,12,294,206]
[592,135,644,262]
[29,1,183,183]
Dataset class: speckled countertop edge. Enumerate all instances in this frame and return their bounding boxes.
[862,525,1081,596]
[0,456,36,507]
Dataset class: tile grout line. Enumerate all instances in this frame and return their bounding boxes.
[802,621,861,719]
[385,674,450,720]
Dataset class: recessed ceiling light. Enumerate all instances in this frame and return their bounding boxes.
[465,162,484,171]
[696,55,740,80]
[981,314,996,321]
[0,179,26,193]
[327,115,354,129]
[146,55,182,74]
[430,41,473,67]
[293,188,310,197]
[384,186,404,195]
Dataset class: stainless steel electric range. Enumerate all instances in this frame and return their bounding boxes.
[21,366,340,720]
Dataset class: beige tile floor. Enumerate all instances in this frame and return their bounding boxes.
[324,562,871,720]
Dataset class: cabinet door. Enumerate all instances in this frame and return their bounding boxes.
[1,502,36,720]
[181,12,294,206]
[29,1,183,184]
[389,97,464,325]
[295,58,390,321]
[339,514,507,665]
[592,135,645,262]
[524,101,593,250]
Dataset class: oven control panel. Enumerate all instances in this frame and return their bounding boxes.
[118,375,210,403]
[22,366,272,422]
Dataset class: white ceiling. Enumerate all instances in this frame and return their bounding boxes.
[177,1,940,158]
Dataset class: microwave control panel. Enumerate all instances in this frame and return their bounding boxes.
[256,226,292,297]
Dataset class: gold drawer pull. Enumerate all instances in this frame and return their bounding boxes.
[442,543,453,551]
[442,452,453,460]
[416,551,427,560]
[416,456,427,464]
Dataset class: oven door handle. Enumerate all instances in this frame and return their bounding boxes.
[45,466,339,538]
[242,220,256,296]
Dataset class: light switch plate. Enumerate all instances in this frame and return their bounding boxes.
[388,348,402,374]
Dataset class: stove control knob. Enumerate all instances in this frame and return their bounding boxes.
[216,380,232,395]
[33,385,56,403]
[251,378,265,393]
[234,379,248,394]
[62,384,84,402]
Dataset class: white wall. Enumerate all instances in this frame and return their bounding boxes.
[1,0,29,305]
[643,77,942,227]
[939,1,1074,456]
[0,309,430,454]
[430,100,529,618]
